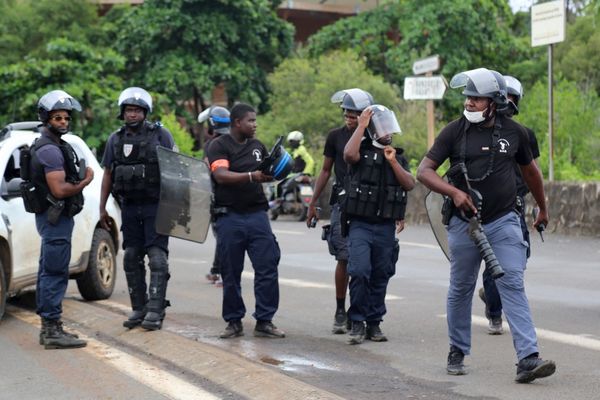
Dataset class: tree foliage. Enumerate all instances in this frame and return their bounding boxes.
[308,1,526,94]
[0,0,101,65]
[257,51,401,148]
[0,36,126,149]
[107,0,294,117]
[555,13,600,94]
[518,78,600,180]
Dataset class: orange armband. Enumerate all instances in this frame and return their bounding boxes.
[210,159,230,172]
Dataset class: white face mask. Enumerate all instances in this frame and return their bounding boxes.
[463,108,487,123]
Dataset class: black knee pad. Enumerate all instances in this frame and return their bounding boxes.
[147,246,168,273]
[123,247,145,272]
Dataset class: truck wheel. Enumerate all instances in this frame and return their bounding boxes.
[0,261,6,321]
[76,228,116,301]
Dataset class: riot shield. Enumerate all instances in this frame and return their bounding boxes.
[155,146,212,243]
[424,188,450,261]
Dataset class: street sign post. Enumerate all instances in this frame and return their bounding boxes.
[404,73,446,148]
[532,0,566,182]
[403,76,446,100]
[412,55,440,76]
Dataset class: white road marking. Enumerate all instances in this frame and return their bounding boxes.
[171,258,208,265]
[438,314,600,352]
[242,271,403,301]
[398,241,441,250]
[272,229,305,236]
[98,299,132,313]
[11,308,220,400]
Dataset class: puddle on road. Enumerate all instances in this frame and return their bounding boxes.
[262,355,339,372]
[167,323,340,374]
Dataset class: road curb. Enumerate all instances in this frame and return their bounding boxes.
[62,299,345,400]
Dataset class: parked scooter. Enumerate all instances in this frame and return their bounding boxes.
[268,173,314,221]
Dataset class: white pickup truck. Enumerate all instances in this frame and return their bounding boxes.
[0,122,121,320]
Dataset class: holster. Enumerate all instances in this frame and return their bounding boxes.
[210,204,228,221]
[46,194,65,225]
[515,195,525,216]
[441,196,454,225]
[321,224,331,241]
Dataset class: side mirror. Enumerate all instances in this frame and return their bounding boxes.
[4,177,23,199]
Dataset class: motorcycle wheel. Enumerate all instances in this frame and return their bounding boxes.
[297,206,307,222]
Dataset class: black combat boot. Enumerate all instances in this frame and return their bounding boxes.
[41,318,86,349]
[141,247,170,331]
[123,247,148,329]
[39,319,79,345]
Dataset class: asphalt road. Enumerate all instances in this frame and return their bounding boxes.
[1,218,599,399]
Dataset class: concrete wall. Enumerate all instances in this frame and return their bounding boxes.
[317,181,600,238]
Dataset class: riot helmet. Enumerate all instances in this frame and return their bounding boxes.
[259,137,294,180]
[504,75,523,116]
[117,87,153,120]
[367,105,402,142]
[198,105,231,135]
[330,88,374,112]
[37,90,82,123]
[286,130,304,149]
[266,146,293,180]
[450,68,508,106]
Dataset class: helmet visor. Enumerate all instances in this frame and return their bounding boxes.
[118,87,153,112]
[504,76,523,98]
[331,88,373,110]
[197,107,211,123]
[450,68,501,96]
[368,105,401,139]
[39,90,82,112]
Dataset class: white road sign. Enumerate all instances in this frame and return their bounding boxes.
[412,55,440,75]
[403,76,447,100]
[531,0,566,47]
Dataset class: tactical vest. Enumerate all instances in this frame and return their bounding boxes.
[21,135,84,216]
[111,122,162,202]
[343,148,407,220]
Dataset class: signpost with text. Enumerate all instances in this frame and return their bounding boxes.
[531,0,566,182]
[404,55,445,148]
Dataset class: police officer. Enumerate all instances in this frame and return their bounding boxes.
[206,103,286,339]
[28,90,93,349]
[343,105,415,344]
[477,75,541,335]
[99,87,176,331]
[306,88,374,334]
[416,68,556,383]
[198,105,231,286]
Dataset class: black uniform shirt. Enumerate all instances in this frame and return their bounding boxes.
[206,134,269,213]
[515,127,540,197]
[426,116,533,223]
[323,125,353,184]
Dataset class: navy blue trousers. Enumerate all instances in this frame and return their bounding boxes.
[121,202,169,252]
[347,220,397,323]
[215,211,281,322]
[35,212,74,320]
